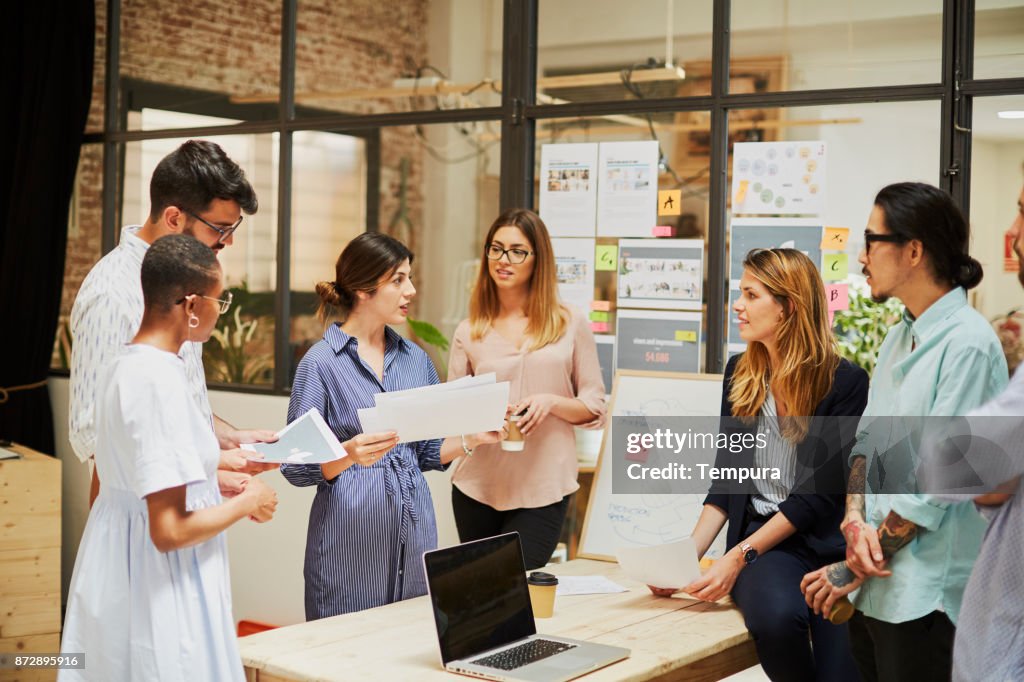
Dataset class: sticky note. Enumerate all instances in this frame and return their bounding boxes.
[591,300,612,311]
[595,245,618,271]
[735,179,749,205]
[826,283,849,311]
[674,330,697,342]
[625,446,649,463]
[591,321,610,333]
[821,227,850,250]
[823,254,848,281]
[589,311,610,323]
[658,189,682,215]
[652,225,674,237]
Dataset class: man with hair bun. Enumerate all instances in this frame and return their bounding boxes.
[70,140,277,506]
[800,182,1007,681]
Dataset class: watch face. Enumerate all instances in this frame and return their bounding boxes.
[744,548,758,564]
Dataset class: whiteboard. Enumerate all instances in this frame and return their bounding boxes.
[579,370,727,562]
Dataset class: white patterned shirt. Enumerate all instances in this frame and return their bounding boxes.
[69,225,212,463]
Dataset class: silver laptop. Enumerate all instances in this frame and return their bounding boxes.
[423,533,630,682]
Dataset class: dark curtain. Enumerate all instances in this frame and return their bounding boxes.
[0,2,95,454]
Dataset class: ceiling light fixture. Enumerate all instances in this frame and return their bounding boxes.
[997,110,1024,119]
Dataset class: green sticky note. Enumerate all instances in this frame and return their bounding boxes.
[589,311,610,322]
[823,253,848,281]
[595,245,618,271]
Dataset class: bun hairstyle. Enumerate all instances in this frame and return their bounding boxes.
[873,182,984,290]
[315,232,413,325]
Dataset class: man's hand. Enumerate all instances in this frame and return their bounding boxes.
[801,562,866,616]
[841,515,890,578]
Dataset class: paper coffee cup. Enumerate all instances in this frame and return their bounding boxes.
[502,414,525,452]
[527,571,558,618]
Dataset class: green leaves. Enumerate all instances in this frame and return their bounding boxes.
[833,285,904,377]
[407,317,450,377]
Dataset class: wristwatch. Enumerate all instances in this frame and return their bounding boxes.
[460,434,474,457]
[739,542,758,565]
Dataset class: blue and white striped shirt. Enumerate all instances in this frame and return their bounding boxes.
[281,323,443,620]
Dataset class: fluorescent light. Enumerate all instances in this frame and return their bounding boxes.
[997,110,1024,119]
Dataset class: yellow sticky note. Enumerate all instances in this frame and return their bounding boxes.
[589,311,610,323]
[658,189,682,216]
[735,180,749,205]
[821,227,850,250]
[674,330,697,342]
[823,254,848,281]
[595,245,618,271]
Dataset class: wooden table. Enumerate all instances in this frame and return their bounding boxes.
[239,559,757,682]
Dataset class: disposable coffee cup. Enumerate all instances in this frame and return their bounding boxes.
[827,596,855,624]
[502,414,525,452]
[527,571,558,618]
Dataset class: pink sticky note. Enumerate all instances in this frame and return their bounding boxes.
[652,225,674,237]
[625,447,649,463]
[826,283,849,311]
[591,300,612,312]
[590,321,610,333]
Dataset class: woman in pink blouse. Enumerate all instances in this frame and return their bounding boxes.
[448,208,606,568]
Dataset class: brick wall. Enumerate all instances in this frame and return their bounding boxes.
[58,0,430,363]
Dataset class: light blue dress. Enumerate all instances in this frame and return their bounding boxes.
[60,345,243,681]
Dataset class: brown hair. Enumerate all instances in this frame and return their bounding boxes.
[468,208,568,350]
[729,248,840,442]
[316,232,413,325]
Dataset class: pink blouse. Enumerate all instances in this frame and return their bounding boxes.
[447,307,607,510]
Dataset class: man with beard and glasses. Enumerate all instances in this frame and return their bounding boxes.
[799,182,1007,682]
[70,140,277,507]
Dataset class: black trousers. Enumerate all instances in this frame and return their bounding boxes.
[451,485,570,570]
[849,610,955,682]
[730,518,859,682]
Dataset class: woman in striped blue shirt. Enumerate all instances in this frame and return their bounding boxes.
[649,249,869,682]
[282,233,503,620]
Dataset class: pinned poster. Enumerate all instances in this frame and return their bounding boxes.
[595,244,618,271]
[821,226,850,249]
[823,254,849,281]
[597,140,660,237]
[539,143,599,237]
[731,141,826,217]
[553,238,596,316]
[617,239,703,311]
[826,283,849,311]
[658,189,682,216]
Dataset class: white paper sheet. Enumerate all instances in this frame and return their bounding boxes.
[372,373,497,405]
[596,140,659,238]
[615,538,701,589]
[555,575,628,596]
[359,381,510,443]
[552,237,596,317]
[539,142,599,237]
[731,141,827,217]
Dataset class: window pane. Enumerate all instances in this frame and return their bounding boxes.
[730,0,943,92]
[120,0,281,130]
[123,133,278,387]
[54,144,104,370]
[975,0,1024,79]
[538,0,712,105]
[288,122,501,385]
[969,94,1024,336]
[291,1,501,118]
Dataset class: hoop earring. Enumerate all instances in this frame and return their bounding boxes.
[189,313,200,329]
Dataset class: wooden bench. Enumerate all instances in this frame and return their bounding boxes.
[239,558,757,682]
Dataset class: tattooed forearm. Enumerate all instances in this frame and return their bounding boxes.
[877,512,919,558]
[825,561,857,588]
[846,456,867,518]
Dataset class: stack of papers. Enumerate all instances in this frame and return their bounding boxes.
[241,409,347,464]
[358,373,510,443]
[615,538,701,590]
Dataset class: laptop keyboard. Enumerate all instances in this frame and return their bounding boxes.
[472,639,577,671]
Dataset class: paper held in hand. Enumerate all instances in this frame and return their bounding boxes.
[615,538,701,590]
[240,408,347,464]
[358,373,510,443]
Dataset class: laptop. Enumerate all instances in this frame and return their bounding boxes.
[423,533,630,682]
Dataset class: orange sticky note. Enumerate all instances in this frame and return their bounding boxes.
[821,227,850,250]
[735,180,749,205]
[658,189,682,216]
[591,300,612,312]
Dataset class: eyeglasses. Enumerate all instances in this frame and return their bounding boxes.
[185,210,243,244]
[176,291,234,315]
[863,232,906,254]
[486,244,533,264]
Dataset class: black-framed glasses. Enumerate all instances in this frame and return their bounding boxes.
[176,291,234,315]
[486,243,533,264]
[185,210,243,244]
[863,232,906,254]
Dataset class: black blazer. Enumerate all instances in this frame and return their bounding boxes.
[704,354,869,564]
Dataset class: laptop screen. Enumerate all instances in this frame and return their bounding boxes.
[424,533,537,665]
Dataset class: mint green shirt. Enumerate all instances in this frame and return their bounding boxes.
[850,287,1007,625]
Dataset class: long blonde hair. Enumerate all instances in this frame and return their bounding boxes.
[469,208,568,350]
[729,248,839,441]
